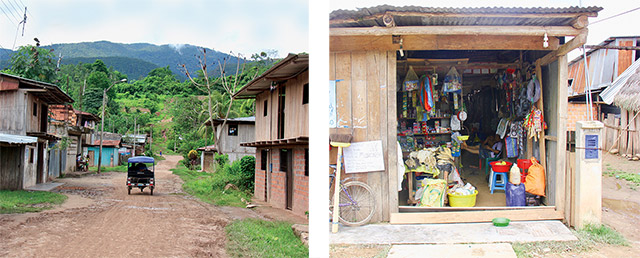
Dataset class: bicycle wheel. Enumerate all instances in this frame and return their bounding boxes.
[332,181,375,226]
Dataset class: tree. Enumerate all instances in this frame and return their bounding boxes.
[4,44,58,83]
[180,48,257,154]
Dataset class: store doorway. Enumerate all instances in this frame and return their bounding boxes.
[397,49,551,209]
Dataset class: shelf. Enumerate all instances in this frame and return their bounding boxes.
[399,132,451,136]
[399,117,450,120]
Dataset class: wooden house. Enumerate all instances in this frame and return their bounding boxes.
[0,72,73,190]
[330,6,601,225]
[600,58,640,157]
[234,54,309,217]
[48,104,100,175]
[566,36,640,130]
[200,116,256,172]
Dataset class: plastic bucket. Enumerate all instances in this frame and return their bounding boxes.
[490,161,512,172]
[517,159,532,170]
[448,190,478,207]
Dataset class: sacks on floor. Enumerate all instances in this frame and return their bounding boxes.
[509,163,521,185]
[524,157,546,197]
[419,179,447,207]
[506,181,526,207]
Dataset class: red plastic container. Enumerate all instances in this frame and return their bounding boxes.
[490,161,513,172]
[517,159,532,170]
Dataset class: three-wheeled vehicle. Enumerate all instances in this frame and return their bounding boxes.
[127,156,155,195]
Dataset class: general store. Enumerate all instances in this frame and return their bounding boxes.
[329,6,602,225]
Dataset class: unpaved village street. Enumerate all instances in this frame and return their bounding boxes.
[0,155,262,258]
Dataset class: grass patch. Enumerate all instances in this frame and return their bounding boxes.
[512,223,628,257]
[171,165,251,207]
[604,168,640,190]
[226,218,308,258]
[0,190,68,214]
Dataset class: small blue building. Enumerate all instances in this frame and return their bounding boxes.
[86,139,121,167]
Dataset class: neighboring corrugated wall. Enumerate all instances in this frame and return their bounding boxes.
[0,146,23,190]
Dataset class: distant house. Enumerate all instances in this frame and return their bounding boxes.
[234,54,309,217]
[0,72,73,190]
[567,36,640,130]
[197,144,217,173]
[122,134,146,156]
[86,139,122,167]
[48,104,100,176]
[201,116,256,167]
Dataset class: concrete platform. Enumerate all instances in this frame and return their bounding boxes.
[24,182,64,192]
[330,220,576,245]
[388,243,516,258]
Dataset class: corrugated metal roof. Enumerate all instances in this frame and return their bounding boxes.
[601,58,640,106]
[234,54,308,99]
[0,72,74,104]
[0,133,37,144]
[331,5,601,28]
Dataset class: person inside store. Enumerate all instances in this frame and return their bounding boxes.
[460,134,503,158]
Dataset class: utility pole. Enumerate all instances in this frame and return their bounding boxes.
[133,117,136,157]
[98,79,126,174]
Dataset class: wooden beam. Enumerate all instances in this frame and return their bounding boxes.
[584,45,640,51]
[570,15,589,29]
[331,35,560,52]
[390,208,562,224]
[555,55,569,219]
[330,26,582,37]
[537,30,587,66]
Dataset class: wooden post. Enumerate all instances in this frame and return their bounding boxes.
[620,111,628,155]
[535,61,547,170]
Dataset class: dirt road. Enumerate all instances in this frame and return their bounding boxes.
[0,155,261,258]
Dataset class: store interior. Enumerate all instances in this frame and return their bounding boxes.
[397,49,550,209]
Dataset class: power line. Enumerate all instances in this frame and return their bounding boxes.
[0,4,17,26]
[0,0,19,23]
[590,6,640,25]
[4,0,21,17]
[14,0,30,17]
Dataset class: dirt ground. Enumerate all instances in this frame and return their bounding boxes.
[329,153,640,258]
[0,155,303,258]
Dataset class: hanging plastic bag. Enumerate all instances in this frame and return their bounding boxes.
[524,157,546,196]
[527,77,541,103]
[419,179,447,207]
[403,66,419,91]
[443,67,461,93]
[509,163,521,185]
[496,118,509,139]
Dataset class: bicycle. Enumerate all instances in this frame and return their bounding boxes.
[329,164,376,226]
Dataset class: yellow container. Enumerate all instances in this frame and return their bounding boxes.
[447,190,478,207]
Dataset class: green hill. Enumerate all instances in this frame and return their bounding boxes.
[0,41,240,80]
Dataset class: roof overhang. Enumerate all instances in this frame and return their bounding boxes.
[0,133,38,145]
[234,54,309,99]
[0,73,74,104]
[240,136,308,148]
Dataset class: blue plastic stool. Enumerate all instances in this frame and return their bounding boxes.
[490,171,508,194]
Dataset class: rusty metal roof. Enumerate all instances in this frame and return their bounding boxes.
[330,5,602,28]
[0,72,74,104]
[234,54,309,99]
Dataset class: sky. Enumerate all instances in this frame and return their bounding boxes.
[0,0,308,57]
[330,0,640,60]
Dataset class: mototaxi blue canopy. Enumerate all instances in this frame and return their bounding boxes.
[127,156,155,164]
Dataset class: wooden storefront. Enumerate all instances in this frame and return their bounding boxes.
[329,6,601,224]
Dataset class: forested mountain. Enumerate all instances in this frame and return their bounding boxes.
[0,41,239,81]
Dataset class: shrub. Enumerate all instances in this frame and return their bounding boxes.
[215,153,229,166]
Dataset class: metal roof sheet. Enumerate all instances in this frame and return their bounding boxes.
[0,133,38,144]
[330,5,601,28]
[234,54,308,99]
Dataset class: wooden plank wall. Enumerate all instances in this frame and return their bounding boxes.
[284,70,309,139]
[255,93,272,142]
[0,90,27,135]
[329,50,396,222]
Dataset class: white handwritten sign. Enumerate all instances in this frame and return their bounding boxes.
[343,140,385,173]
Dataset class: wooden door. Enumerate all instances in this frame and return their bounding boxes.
[283,149,294,210]
[36,143,44,184]
[88,150,95,167]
